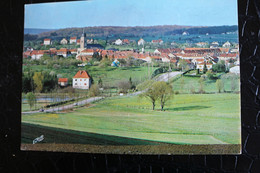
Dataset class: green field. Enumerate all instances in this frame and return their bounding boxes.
[172,75,240,94]
[24,65,154,87]
[22,93,241,145]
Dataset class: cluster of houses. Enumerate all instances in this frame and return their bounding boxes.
[43,37,94,46]
[23,31,239,90]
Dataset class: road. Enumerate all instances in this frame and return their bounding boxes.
[127,71,183,96]
[22,96,103,114]
[154,71,183,82]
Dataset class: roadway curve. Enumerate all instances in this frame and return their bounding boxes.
[22,96,103,114]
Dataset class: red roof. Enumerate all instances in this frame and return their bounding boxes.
[58,78,68,82]
[70,37,77,40]
[73,70,90,79]
[44,39,51,41]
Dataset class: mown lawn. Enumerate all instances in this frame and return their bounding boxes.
[22,93,241,145]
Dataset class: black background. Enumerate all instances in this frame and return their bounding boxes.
[1,0,260,172]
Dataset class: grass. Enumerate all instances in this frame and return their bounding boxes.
[172,76,240,93]
[22,93,240,145]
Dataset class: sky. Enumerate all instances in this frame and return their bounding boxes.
[24,0,238,29]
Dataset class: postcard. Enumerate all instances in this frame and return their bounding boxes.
[21,0,240,154]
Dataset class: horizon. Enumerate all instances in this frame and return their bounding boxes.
[25,24,239,30]
[25,0,238,29]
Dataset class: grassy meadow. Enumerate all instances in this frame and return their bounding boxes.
[22,93,240,145]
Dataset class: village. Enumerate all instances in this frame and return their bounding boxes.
[23,31,239,92]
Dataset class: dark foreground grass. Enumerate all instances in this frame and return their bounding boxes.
[22,123,162,145]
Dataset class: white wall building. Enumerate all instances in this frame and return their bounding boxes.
[73,70,91,89]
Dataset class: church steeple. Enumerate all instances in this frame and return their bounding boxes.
[80,28,86,49]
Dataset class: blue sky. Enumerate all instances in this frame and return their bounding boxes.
[25,0,238,29]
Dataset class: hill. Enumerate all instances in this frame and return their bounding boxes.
[36,25,238,39]
[24,28,56,35]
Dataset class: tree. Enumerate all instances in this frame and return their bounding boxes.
[178,59,187,71]
[212,60,226,72]
[155,81,173,111]
[141,81,173,111]
[98,78,103,88]
[203,63,208,74]
[117,81,131,93]
[33,72,44,93]
[89,84,100,97]
[140,83,159,110]
[26,92,36,110]
[198,77,205,93]
[216,79,224,93]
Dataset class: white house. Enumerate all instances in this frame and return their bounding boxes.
[138,38,145,46]
[60,38,68,45]
[182,31,189,35]
[70,37,77,44]
[222,41,231,48]
[115,39,123,45]
[43,39,51,45]
[210,42,219,48]
[57,48,70,57]
[31,50,44,60]
[73,70,91,89]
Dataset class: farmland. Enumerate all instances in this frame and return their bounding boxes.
[22,93,240,145]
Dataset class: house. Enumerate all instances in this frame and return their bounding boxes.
[76,39,80,45]
[31,50,45,59]
[210,41,219,48]
[58,78,69,87]
[43,39,51,45]
[222,41,231,48]
[70,37,77,44]
[182,31,189,35]
[195,42,207,47]
[73,70,91,89]
[56,48,70,57]
[196,63,213,71]
[60,38,68,45]
[138,38,145,46]
[122,39,130,44]
[151,39,163,45]
[115,39,123,45]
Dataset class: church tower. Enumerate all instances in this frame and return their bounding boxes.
[80,29,87,49]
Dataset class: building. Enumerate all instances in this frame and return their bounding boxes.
[115,39,123,45]
[56,48,70,57]
[60,38,68,45]
[70,37,77,44]
[73,70,91,89]
[222,41,231,48]
[210,42,219,48]
[195,42,208,47]
[43,39,51,45]
[138,38,145,46]
[151,39,163,45]
[58,78,69,87]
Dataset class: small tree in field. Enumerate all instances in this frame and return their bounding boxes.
[216,79,224,93]
[155,81,173,111]
[140,84,159,110]
[89,84,100,97]
[33,72,44,93]
[26,92,36,110]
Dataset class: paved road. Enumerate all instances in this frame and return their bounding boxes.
[127,71,183,96]
[22,97,103,114]
[154,71,183,82]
